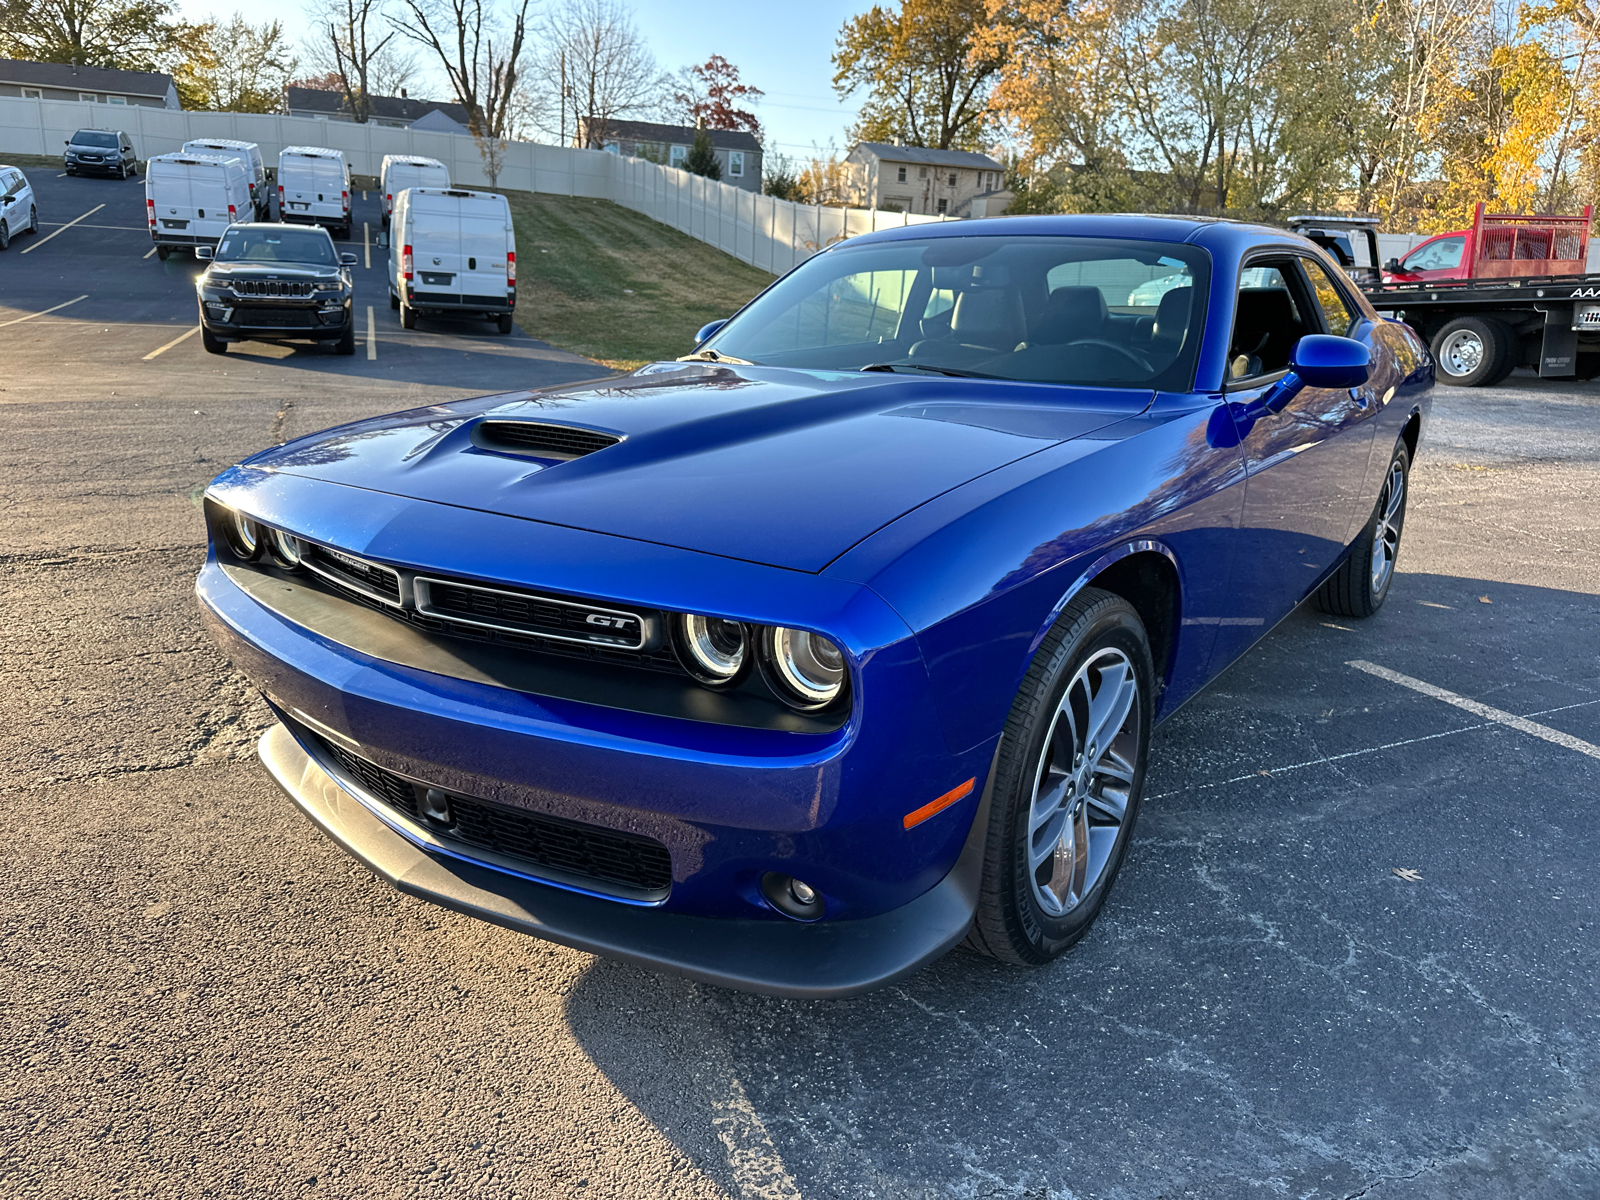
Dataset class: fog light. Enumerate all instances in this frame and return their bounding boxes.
[760,872,823,920]
[420,788,454,827]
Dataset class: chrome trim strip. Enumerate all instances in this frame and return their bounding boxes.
[413,575,648,651]
[301,544,405,608]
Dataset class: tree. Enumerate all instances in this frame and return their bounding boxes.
[392,0,532,138]
[832,0,1004,150]
[302,0,397,123]
[763,152,804,200]
[682,125,722,179]
[182,15,295,112]
[288,69,345,92]
[671,55,763,141]
[0,0,192,72]
[534,0,664,147]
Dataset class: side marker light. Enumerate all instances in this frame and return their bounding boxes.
[903,777,976,830]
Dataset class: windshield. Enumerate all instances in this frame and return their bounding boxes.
[214,227,336,265]
[703,236,1210,389]
[74,132,119,148]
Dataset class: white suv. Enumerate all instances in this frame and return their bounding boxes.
[0,165,38,250]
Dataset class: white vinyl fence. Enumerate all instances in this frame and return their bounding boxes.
[0,95,945,275]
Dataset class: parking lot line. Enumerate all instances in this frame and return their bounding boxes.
[21,204,105,254]
[142,325,201,361]
[363,222,370,269]
[366,306,376,359]
[143,246,157,259]
[0,295,89,328]
[1348,660,1600,760]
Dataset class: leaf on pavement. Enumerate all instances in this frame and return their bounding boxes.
[1393,867,1422,881]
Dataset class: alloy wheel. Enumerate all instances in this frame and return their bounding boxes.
[1370,458,1406,594]
[1027,647,1142,917]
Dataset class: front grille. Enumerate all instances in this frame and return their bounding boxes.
[303,543,402,604]
[417,577,645,649]
[233,306,316,327]
[233,279,315,298]
[474,421,621,459]
[314,734,674,894]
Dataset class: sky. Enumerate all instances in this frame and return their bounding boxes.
[170,0,869,159]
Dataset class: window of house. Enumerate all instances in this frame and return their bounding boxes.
[948,172,957,187]
[80,93,98,103]
[1299,257,1359,337]
[937,198,948,214]
[729,150,744,177]
[670,144,687,168]
[21,88,43,99]
[896,165,906,183]
[107,95,127,105]
[603,141,620,155]
[918,167,928,179]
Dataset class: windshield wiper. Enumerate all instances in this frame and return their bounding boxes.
[860,362,998,379]
[676,349,757,365]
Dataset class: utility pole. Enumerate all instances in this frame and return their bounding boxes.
[559,50,566,147]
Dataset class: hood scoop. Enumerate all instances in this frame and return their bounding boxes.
[472,420,622,461]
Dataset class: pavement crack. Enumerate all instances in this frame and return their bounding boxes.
[270,399,295,444]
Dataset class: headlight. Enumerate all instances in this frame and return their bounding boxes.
[671,613,750,687]
[219,507,261,560]
[313,280,343,291]
[760,626,846,709]
[266,528,304,568]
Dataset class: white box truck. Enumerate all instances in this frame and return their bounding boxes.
[182,139,268,219]
[387,187,517,334]
[144,152,253,260]
[278,146,352,239]
[379,155,449,229]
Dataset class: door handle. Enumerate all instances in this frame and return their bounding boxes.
[1350,385,1374,408]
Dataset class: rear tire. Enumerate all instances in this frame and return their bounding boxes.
[1317,441,1410,618]
[497,313,514,335]
[1431,316,1511,387]
[967,588,1153,966]
[201,327,227,355]
[1575,354,1600,381]
[389,290,399,311]
[399,300,416,329]
[156,246,170,261]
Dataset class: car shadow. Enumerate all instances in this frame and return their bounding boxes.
[558,572,1600,1198]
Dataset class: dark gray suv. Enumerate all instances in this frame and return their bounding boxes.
[64,129,138,178]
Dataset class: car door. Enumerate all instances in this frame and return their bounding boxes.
[1210,254,1379,664]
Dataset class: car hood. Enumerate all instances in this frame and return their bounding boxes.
[204,262,343,281]
[246,363,1144,572]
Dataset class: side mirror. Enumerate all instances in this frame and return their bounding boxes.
[194,245,213,260]
[64,139,70,146]
[340,252,358,265]
[1383,258,1401,273]
[695,318,729,345]
[375,231,389,248]
[1262,335,1370,413]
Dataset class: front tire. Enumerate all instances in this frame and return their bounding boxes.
[1431,316,1512,387]
[335,323,356,355]
[201,327,227,355]
[1317,441,1410,617]
[0,220,9,251]
[968,588,1153,965]
[28,204,38,233]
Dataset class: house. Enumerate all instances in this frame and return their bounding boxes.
[284,86,472,130]
[579,118,763,194]
[846,142,1006,217]
[0,58,180,109]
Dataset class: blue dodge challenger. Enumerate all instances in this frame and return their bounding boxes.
[197,215,1432,996]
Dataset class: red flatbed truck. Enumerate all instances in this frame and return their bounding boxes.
[1291,206,1600,386]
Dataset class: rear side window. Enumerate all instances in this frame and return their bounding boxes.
[1298,257,1359,337]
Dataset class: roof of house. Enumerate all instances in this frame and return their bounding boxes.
[408,108,468,135]
[0,57,174,99]
[285,86,472,127]
[590,119,762,153]
[851,142,1004,171]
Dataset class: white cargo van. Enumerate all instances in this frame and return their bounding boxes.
[144,152,252,260]
[278,146,351,239]
[182,139,268,219]
[379,155,449,229]
[387,187,517,334]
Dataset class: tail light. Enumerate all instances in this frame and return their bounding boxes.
[506,251,516,287]
[401,244,413,283]
[146,198,155,232]
[385,192,392,210]
[342,190,349,212]
[227,203,236,222]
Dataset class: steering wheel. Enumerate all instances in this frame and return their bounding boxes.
[1062,339,1152,371]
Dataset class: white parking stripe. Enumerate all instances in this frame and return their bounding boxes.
[143,246,157,259]
[20,204,105,254]
[366,306,376,359]
[0,295,89,328]
[363,221,370,269]
[142,325,201,361]
[1348,660,1600,760]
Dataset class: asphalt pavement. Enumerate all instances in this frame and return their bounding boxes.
[2,167,1598,1199]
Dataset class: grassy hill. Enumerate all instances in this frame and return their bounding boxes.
[501,191,776,371]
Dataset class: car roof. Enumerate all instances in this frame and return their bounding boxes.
[842,212,1315,260]
[228,222,333,232]
[70,127,127,135]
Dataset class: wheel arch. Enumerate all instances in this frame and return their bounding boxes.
[1035,541,1182,696]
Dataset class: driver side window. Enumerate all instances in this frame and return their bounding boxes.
[1228,264,1309,381]
[1402,236,1464,273]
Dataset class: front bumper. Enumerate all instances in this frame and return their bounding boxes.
[65,157,123,174]
[201,299,351,340]
[261,720,989,997]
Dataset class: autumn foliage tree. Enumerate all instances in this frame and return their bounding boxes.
[672,55,763,142]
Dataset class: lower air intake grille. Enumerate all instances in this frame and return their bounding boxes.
[303,543,402,604]
[473,420,621,460]
[314,734,674,895]
[233,306,316,327]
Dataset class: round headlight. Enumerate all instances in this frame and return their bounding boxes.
[672,613,750,687]
[266,527,304,568]
[761,627,846,709]
[220,507,261,560]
